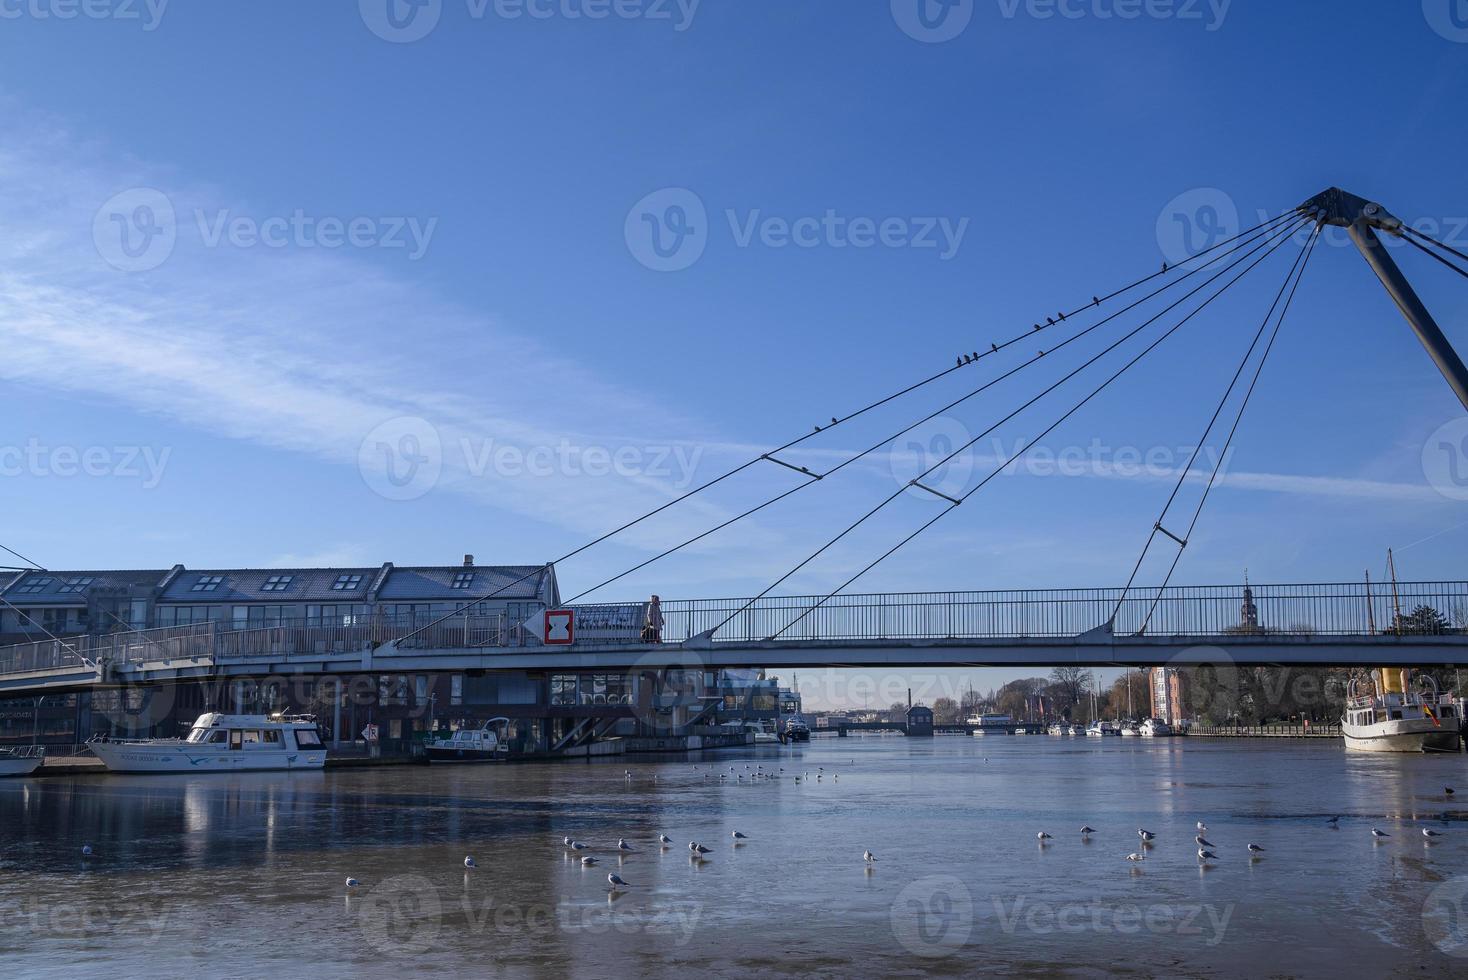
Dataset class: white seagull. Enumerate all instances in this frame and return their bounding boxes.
[1196,821,1208,832]
[1126,852,1145,862]
[1138,829,1156,842]
[1036,832,1052,842]
[345,877,360,889]
[689,842,711,855]
[659,834,672,845]
[1371,828,1390,840]
[617,839,635,852]
[608,873,630,889]
[1079,826,1096,837]
[1424,829,1445,839]
[1197,849,1217,862]
[1247,843,1265,854]
[569,840,588,851]
[732,831,749,841]
[581,856,598,866]
[1195,835,1215,849]
[464,856,477,869]
[863,850,877,863]
[81,845,93,857]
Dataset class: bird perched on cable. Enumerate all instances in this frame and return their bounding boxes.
[1162,261,1169,272]
[970,352,979,361]
[1046,316,1055,326]
[991,343,999,352]
[1057,311,1065,321]
[956,356,963,367]
[1092,296,1100,306]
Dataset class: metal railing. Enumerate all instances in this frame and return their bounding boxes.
[0,582,1463,679]
[649,581,1468,644]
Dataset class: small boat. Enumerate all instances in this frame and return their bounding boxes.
[1139,718,1173,737]
[425,718,511,762]
[1047,724,1065,736]
[784,717,811,742]
[1013,727,1029,736]
[0,745,44,777]
[1343,670,1461,753]
[1119,722,1141,737]
[88,712,326,773]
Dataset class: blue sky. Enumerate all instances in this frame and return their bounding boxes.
[1,2,1466,705]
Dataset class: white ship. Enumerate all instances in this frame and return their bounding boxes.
[425,718,510,762]
[0,745,44,777]
[88,713,327,773]
[1139,718,1173,737]
[1342,670,1460,753]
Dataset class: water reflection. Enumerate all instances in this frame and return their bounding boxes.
[0,738,1466,976]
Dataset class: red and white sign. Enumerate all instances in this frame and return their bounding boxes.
[544,609,575,645]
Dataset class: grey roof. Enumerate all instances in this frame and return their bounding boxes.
[0,569,170,604]
[377,565,552,602]
[159,568,381,603]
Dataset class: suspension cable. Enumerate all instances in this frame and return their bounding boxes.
[1133,224,1321,635]
[726,218,1307,639]
[394,212,1298,643]
[1400,230,1468,281]
[1401,224,1468,267]
[563,215,1298,604]
[1110,220,1318,625]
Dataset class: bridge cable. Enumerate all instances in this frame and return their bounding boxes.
[1399,229,1468,281]
[0,542,44,571]
[1134,223,1322,636]
[1400,224,1468,268]
[1110,221,1320,630]
[393,212,1299,644]
[729,218,1309,639]
[562,215,1298,604]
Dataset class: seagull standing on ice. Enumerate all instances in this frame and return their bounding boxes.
[732,831,749,842]
[81,845,93,857]
[1138,829,1156,843]
[1196,821,1208,832]
[863,850,877,863]
[1195,835,1215,849]
[1371,828,1390,840]
[1196,849,1217,863]
[617,839,635,852]
[1036,832,1052,842]
[1079,826,1096,837]
[570,840,588,851]
[464,856,477,869]
[608,873,630,890]
[581,856,599,866]
[1126,852,1145,862]
[1247,844,1265,855]
[345,877,360,889]
[659,834,672,846]
[1424,829,1445,840]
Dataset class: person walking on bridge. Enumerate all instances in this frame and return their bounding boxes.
[643,595,664,643]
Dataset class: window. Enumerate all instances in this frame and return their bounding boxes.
[452,572,475,589]
[415,675,429,703]
[451,675,464,706]
[263,730,282,744]
[241,730,263,746]
[192,575,224,592]
[261,575,293,592]
[206,730,227,744]
[57,577,95,594]
[15,577,52,595]
[295,729,322,748]
[333,574,363,591]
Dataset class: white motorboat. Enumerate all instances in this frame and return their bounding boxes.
[1343,670,1461,753]
[1119,722,1141,737]
[425,718,511,762]
[0,745,44,777]
[1047,724,1065,736]
[1139,718,1173,737]
[88,712,327,773]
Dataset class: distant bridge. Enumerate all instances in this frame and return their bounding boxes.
[0,580,1464,696]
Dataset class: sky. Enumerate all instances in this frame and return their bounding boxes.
[1,1,1466,708]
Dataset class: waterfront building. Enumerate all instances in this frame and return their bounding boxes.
[1149,666,1190,727]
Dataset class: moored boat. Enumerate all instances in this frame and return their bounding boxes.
[784,716,811,742]
[1342,670,1460,753]
[425,718,511,762]
[88,713,327,773]
[1139,718,1173,737]
[0,745,44,777]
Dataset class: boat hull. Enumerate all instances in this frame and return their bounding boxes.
[89,742,325,773]
[0,757,42,777]
[425,747,505,763]
[1342,719,1460,753]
